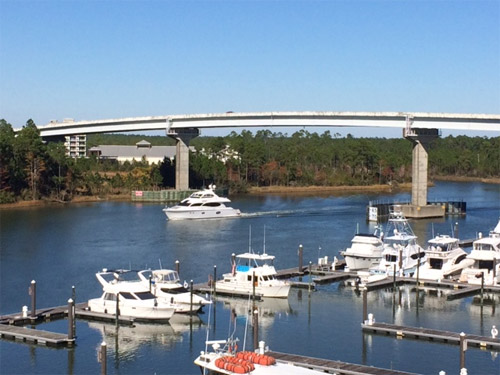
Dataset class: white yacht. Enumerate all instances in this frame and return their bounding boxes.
[87,269,176,321]
[415,234,472,281]
[215,252,291,298]
[460,219,500,286]
[370,206,426,277]
[138,269,212,314]
[341,227,384,271]
[163,185,241,220]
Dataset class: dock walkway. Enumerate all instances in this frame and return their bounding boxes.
[267,351,418,375]
[0,324,74,347]
[362,322,500,350]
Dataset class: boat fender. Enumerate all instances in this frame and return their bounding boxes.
[184,281,188,289]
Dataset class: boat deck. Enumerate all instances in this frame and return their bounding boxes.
[267,351,418,375]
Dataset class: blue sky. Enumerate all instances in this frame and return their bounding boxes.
[1,0,499,137]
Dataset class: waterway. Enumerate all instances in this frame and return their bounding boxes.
[1,181,499,374]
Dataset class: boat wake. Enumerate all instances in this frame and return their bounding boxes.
[240,206,339,218]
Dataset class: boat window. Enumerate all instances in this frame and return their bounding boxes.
[247,275,252,282]
[410,252,426,260]
[202,194,214,198]
[203,202,221,207]
[478,260,494,270]
[191,203,203,207]
[134,292,156,300]
[455,254,467,264]
[385,255,397,262]
[429,258,443,269]
[262,276,268,281]
[179,201,191,206]
[120,292,135,300]
[104,293,116,301]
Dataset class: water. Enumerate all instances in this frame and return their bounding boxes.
[1,181,499,375]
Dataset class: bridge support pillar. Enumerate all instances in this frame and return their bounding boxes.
[168,127,199,190]
[403,127,444,219]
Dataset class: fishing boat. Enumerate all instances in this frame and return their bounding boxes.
[138,269,212,313]
[87,269,176,321]
[414,234,472,281]
[163,185,241,220]
[460,219,500,285]
[370,205,426,277]
[341,226,384,271]
[194,338,328,374]
[215,252,290,298]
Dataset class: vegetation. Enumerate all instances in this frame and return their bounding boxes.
[1,119,498,204]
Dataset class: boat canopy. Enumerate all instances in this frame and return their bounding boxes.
[236,252,275,261]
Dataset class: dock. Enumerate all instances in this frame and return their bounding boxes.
[267,350,417,375]
[362,322,500,350]
[0,324,75,347]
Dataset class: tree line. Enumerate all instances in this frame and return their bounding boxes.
[1,119,498,204]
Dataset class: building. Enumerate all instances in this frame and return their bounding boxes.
[65,135,87,158]
[88,140,189,164]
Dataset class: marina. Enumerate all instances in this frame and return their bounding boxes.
[1,181,499,374]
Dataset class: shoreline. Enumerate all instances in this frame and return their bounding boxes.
[1,176,498,209]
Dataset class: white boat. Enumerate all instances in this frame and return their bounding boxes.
[414,234,472,281]
[215,252,291,298]
[87,269,176,321]
[370,206,426,277]
[163,185,241,220]
[341,227,384,271]
[194,338,330,374]
[138,269,212,314]
[460,219,500,285]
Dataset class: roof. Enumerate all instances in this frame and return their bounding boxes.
[91,145,181,159]
[236,252,275,261]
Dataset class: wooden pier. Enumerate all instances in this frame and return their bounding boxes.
[0,325,74,347]
[362,322,500,350]
[268,350,417,375]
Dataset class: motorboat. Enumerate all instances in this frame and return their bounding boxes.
[163,185,241,220]
[138,269,212,314]
[370,205,426,277]
[194,338,329,374]
[215,252,290,298]
[341,227,384,271]
[460,219,500,286]
[87,269,176,321]
[414,234,472,281]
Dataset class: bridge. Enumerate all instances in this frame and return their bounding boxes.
[21,111,500,218]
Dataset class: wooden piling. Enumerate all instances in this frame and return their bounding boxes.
[298,244,303,278]
[253,308,258,351]
[99,341,107,375]
[175,260,180,275]
[30,280,36,319]
[67,299,74,343]
[213,266,217,298]
[362,287,368,323]
[190,280,194,314]
[459,332,466,370]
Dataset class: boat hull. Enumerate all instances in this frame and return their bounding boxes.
[163,207,241,220]
[88,298,175,321]
[215,282,291,298]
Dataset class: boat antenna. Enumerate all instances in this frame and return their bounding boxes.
[248,225,252,253]
[158,258,163,270]
[263,225,266,255]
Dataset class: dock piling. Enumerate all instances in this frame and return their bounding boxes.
[190,280,194,314]
[98,341,107,375]
[67,299,74,344]
[175,260,180,275]
[213,266,217,298]
[253,308,258,351]
[308,262,312,292]
[29,280,36,319]
[115,293,120,326]
[362,287,368,323]
[298,244,303,280]
[459,332,466,370]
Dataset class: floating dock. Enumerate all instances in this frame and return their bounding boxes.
[267,350,418,375]
[362,322,500,350]
[0,325,74,347]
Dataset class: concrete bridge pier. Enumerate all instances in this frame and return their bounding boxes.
[167,127,199,190]
[403,126,444,218]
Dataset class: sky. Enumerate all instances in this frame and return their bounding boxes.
[1,0,499,138]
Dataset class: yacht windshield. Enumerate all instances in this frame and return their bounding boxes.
[135,292,156,300]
